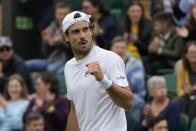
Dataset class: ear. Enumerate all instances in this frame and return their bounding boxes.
[63,34,69,43]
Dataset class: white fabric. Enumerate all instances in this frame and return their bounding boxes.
[179,0,196,14]
[62,11,91,32]
[64,46,128,131]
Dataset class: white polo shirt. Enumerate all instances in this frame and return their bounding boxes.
[64,46,128,131]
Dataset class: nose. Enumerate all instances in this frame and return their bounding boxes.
[79,31,86,39]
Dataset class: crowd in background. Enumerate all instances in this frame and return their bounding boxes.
[0,0,196,131]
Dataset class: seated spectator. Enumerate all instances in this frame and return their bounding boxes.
[147,115,168,131]
[143,12,183,75]
[25,112,44,131]
[82,0,116,49]
[23,72,70,131]
[26,1,73,75]
[141,76,180,131]
[0,36,33,93]
[122,1,153,57]
[176,3,196,42]
[111,36,145,98]
[175,41,196,122]
[0,74,29,131]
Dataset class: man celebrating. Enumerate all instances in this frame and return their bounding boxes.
[63,11,132,131]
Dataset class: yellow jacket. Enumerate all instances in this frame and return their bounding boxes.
[176,63,192,96]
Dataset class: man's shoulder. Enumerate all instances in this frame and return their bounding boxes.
[95,46,120,59]
[64,58,76,69]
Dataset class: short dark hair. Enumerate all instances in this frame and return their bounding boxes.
[25,112,43,125]
[36,72,60,95]
[147,115,167,129]
[153,12,172,25]
[111,36,127,47]
[55,1,70,10]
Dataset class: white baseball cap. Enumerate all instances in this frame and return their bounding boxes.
[62,11,91,33]
[0,36,12,47]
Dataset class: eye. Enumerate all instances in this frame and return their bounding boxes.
[71,29,80,34]
[82,27,90,32]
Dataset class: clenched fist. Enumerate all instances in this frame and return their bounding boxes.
[86,61,104,81]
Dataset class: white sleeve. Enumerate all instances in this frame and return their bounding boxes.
[64,66,73,100]
[107,53,129,87]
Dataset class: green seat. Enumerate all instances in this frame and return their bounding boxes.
[180,113,189,131]
[110,8,122,23]
[57,74,67,96]
[156,68,174,75]
[190,117,196,131]
[163,73,177,99]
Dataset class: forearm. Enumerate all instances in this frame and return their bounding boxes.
[106,83,133,110]
[66,102,80,131]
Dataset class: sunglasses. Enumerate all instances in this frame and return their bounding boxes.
[0,46,11,52]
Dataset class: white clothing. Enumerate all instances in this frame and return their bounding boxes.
[64,46,128,131]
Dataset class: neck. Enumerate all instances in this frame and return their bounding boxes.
[154,97,169,105]
[191,63,196,72]
[11,97,21,101]
[132,21,139,26]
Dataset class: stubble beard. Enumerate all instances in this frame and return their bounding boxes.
[72,42,93,59]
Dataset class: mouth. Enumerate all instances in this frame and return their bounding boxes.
[79,40,88,46]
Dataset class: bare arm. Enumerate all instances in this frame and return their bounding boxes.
[106,84,132,110]
[86,62,133,110]
[66,101,80,131]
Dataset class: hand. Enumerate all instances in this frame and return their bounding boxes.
[86,61,104,81]
[148,37,160,53]
[191,84,196,92]
[35,96,44,109]
[0,95,7,108]
[175,26,189,38]
[148,44,159,53]
[45,92,55,103]
[143,104,153,119]
[130,33,138,42]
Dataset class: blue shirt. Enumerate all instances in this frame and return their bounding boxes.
[0,99,29,131]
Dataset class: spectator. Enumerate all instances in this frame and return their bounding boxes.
[0,74,29,131]
[143,12,183,75]
[23,72,70,131]
[141,76,180,131]
[26,1,73,75]
[25,112,44,131]
[111,36,145,98]
[123,1,153,57]
[175,41,196,122]
[111,36,145,131]
[0,36,33,93]
[147,115,168,131]
[82,0,116,49]
[176,3,196,42]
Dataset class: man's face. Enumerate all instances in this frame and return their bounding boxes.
[65,21,93,56]
[150,120,168,131]
[111,42,127,58]
[56,7,70,24]
[26,118,44,131]
[153,21,168,34]
[0,46,13,61]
